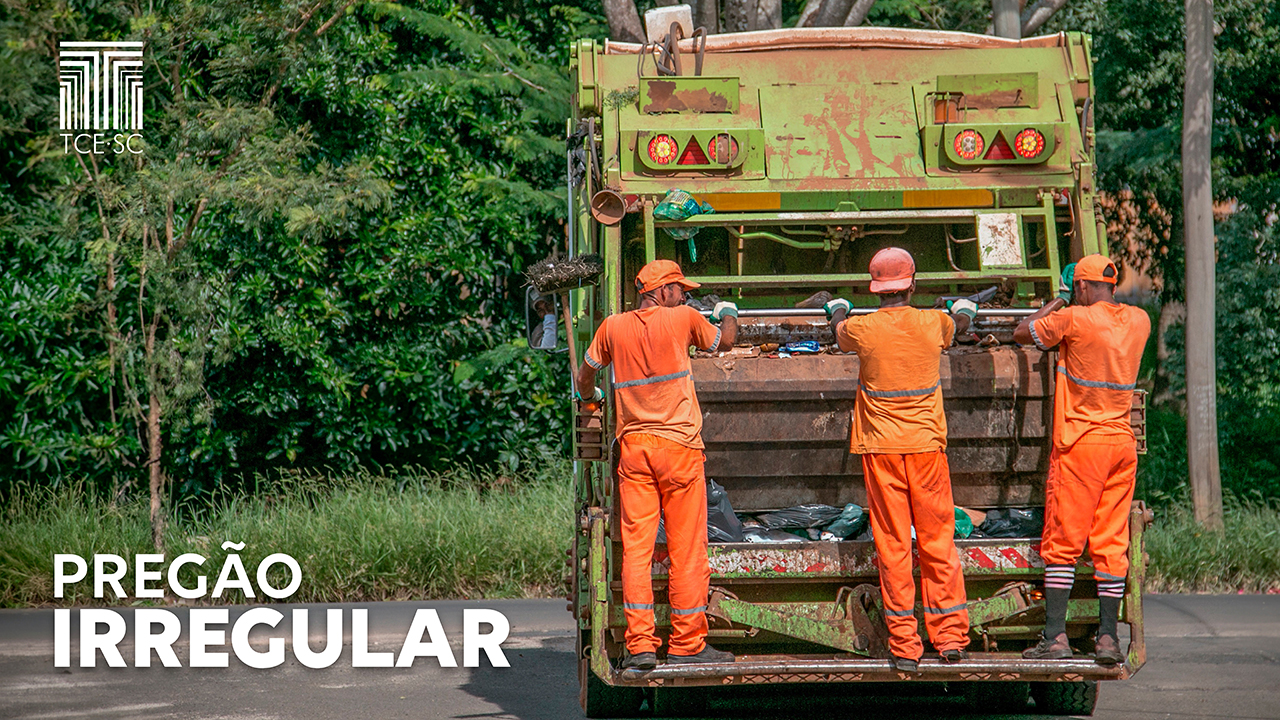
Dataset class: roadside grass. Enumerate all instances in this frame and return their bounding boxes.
[1144,498,1280,594]
[0,461,575,608]
[3,463,1278,607]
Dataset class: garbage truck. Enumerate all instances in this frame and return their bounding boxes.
[556,24,1151,717]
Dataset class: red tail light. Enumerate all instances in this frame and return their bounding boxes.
[678,138,709,165]
[1014,128,1046,158]
[984,133,1016,160]
[648,135,678,165]
[954,130,984,160]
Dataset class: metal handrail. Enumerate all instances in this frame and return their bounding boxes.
[696,307,1036,318]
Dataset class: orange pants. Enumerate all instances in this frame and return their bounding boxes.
[1041,438,1138,581]
[617,433,710,656]
[862,450,970,659]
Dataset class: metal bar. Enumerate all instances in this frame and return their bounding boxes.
[685,270,1054,288]
[654,209,980,226]
[728,227,827,250]
[608,656,1127,687]
[696,307,1037,318]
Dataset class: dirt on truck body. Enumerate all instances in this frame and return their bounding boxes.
[561,26,1150,717]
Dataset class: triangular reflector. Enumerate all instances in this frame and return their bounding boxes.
[678,138,709,165]
[985,133,1016,160]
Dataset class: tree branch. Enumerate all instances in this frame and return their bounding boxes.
[314,0,360,37]
[1021,0,1068,36]
[843,0,876,25]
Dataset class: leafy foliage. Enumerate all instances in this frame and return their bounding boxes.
[0,1,599,497]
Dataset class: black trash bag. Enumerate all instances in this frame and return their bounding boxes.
[707,479,745,542]
[654,479,745,544]
[755,503,844,530]
[972,508,1045,539]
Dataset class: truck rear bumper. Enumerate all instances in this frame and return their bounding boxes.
[607,654,1129,687]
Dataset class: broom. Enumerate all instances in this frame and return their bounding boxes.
[525,254,605,397]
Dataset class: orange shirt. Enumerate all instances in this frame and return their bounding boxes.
[1031,302,1150,450]
[584,305,721,449]
[836,306,956,454]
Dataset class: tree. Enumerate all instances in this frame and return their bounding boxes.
[1182,0,1221,527]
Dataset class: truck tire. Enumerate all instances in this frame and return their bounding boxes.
[580,662,645,718]
[651,687,708,717]
[1031,681,1098,716]
[958,681,1031,713]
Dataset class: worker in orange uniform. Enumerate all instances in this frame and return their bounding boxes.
[1014,254,1150,666]
[574,259,739,670]
[825,247,977,674]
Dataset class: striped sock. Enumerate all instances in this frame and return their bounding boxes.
[1097,575,1126,638]
[1044,564,1077,591]
[1042,565,1075,639]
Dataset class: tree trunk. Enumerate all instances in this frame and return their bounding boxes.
[695,0,720,32]
[723,0,751,32]
[755,0,781,29]
[797,0,825,26]
[602,0,645,42]
[1021,0,1068,35]
[993,0,1022,38]
[1182,0,1222,529]
[807,0,855,26]
[147,391,165,553]
[843,0,876,25]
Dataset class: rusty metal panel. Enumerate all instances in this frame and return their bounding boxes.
[639,76,740,113]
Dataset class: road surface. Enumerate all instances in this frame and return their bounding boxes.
[0,595,1276,719]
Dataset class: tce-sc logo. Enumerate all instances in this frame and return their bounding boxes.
[59,41,144,154]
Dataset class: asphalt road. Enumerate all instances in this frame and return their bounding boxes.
[0,595,1276,720]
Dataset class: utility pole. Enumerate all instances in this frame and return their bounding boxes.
[993,0,1021,39]
[1183,0,1223,529]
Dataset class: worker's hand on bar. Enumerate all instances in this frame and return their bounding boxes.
[823,298,851,319]
[1057,262,1077,304]
[949,298,978,321]
[573,386,604,404]
[710,301,738,323]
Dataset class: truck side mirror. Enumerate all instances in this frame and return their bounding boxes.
[525,287,559,351]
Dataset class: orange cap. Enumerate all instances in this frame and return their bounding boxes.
[868,247,915,293]
[635,259,700,294]
[1074,254,1119,284]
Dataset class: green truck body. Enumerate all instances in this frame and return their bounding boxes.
[562,27,1149,717]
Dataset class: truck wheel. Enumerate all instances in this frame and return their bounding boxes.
[1031,681,1098,716]
[651,687,708,717]
[958,681,1031,713]
[580,661,646,718]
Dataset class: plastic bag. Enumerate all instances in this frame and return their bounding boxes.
[655,479,744,544]
[972,508,1044,539]
[755,503,844,530]
[782,341,821,354]
[954,507,974,539]
[819,504,868,541]
[743,526,807,543]
[652,189,714,257]
[707,479,744,542]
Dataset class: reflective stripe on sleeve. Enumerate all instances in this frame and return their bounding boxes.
[584,352,602,369]
[1029,319,1049,351]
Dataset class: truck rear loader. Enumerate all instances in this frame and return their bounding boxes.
[559,25,1151,717]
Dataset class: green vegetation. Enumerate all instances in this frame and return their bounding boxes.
[4,466,1276,608]
[0,460,574,607]
[1145,500,1280,594]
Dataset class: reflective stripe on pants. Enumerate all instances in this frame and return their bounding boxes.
[618,433,710,656]
[862,450,970,659]
[1040,438,1138,581]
